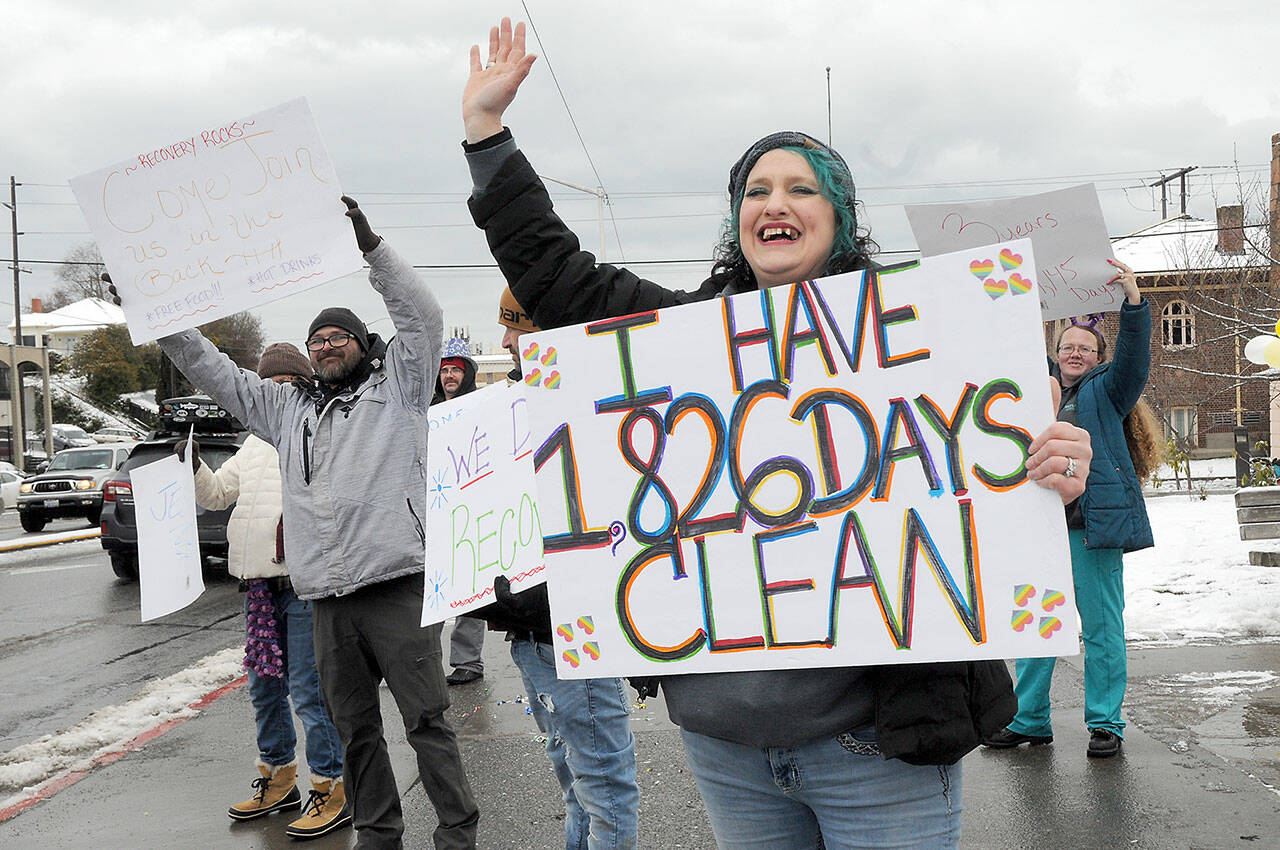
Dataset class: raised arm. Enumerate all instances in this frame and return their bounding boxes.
[463,18,717,330]
[1098,258,1151,416]
[345,196,443,408]
[158,330,289,441]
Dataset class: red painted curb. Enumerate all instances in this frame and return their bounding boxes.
[0,674,248,823]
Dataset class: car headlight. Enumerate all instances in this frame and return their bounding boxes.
[19,482,32,493]
[76,480,94,490]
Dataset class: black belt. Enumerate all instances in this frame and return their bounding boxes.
[239,576,293,594]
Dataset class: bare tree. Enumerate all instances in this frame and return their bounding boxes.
[46,242,107,310]
[203,311,265,370]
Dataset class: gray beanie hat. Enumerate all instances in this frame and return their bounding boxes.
[727,130,855,207]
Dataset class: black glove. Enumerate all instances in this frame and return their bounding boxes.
[101,272,121,306]
[493,575,534,617]
[342,195,382,254]
[175,438,200,472]
[628,677,660,701]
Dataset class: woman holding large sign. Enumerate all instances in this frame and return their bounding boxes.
[461,18,1092,849]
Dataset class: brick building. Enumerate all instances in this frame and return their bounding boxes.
[1047,133,1280,457]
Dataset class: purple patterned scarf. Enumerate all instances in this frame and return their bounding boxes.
[244,580,284,678]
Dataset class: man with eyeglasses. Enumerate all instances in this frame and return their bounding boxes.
[147,197,480,849]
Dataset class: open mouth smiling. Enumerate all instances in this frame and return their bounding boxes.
[759,224,800,242]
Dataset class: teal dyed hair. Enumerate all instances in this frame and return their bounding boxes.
[712,145,876,284]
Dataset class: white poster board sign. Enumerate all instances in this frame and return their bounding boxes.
[905,184,1117,320]
[132,455,204,621]
[69,98,364,344]
[423,381,545,626]
[522,240,1077,679]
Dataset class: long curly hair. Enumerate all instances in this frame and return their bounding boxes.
[710,144,878,287]
[1123,397,1165,480]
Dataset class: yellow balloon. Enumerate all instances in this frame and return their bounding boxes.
[1264,339,1280,368]
[1274,317,1280,337]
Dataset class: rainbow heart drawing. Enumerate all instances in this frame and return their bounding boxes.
[999,249,1023,270]
[969,259,995,280]
[522,341,540,361]
[1008,273,1032,295]
[576,616,595,635]
[555,623,574,642]
[1041,589,1066,611]
[1011,610,1034,632]
[543,371,562,389]
[984,279,1007,300]
[524,368,542,387]
[582,641,600,661]
[1013,584,1036,607]
[1039,617,1062,638]
[540,346,558,366]
[562,649,580,668]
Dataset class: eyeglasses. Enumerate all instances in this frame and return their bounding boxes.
[1057,344,1098,356]
[306,333,355,351]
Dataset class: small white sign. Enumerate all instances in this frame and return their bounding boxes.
[70,97,364,344]
[906,184,1118,320]
[132,454,204,621]
[423,382,544,626]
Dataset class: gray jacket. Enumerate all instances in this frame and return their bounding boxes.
[158,241,443,599]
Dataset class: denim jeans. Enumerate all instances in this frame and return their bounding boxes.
[510,638,639,850]
[679,726,961,850]
[313,574,478,850]
[1010,529,1128,738]
[248,586,344,778]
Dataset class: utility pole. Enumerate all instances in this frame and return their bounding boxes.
[3,177,25,469]
[1149,166,1197,218]
[825,67,833,147]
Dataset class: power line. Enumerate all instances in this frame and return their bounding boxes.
[518,1,624,261]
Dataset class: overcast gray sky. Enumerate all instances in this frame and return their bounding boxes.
[4,1,1278,353]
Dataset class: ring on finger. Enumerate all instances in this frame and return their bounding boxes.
[485,60,497,68]
[1064,457,1077,478]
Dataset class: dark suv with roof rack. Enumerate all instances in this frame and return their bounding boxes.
[98,397,248,580]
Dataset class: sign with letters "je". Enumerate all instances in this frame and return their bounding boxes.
[70,98,364,344]
[521,240,1078,679]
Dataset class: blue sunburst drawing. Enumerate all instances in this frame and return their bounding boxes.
[429,468,453,509]
[426,569,449,610]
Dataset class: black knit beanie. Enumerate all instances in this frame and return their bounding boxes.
[308,307,369,352]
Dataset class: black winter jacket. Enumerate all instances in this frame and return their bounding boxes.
[468,146,1015,764]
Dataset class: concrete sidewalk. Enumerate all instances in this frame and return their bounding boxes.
[2,624,1277,849]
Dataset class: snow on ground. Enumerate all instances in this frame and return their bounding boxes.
[1126,493,1280,643]
[0,647,244,809]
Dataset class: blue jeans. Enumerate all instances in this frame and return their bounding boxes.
[510,638,639,850]
[680,727,961,850]
[248,587,344,778]
[1010,529,1127,738]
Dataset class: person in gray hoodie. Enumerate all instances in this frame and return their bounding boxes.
[116,197,479,850]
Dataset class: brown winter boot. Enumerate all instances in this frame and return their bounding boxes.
[227,760,301,820]
[285,776,352,840]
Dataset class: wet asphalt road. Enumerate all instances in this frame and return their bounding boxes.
[0,536,1277,848]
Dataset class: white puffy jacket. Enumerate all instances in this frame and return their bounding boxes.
[192,435,286,580]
